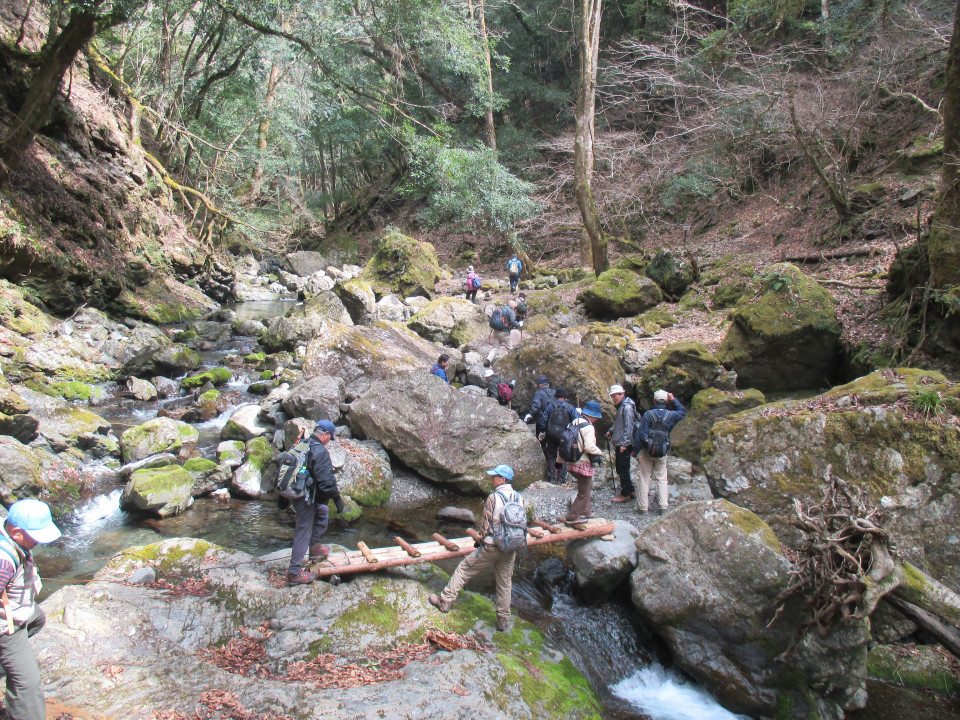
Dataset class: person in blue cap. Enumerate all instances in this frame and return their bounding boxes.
[0,499,61,720]
[428,464,523,632]
[287,420,345,586]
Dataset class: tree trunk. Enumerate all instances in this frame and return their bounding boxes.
[476,0,497,151]
[573,0,608,276]
[0,10,97,186]
[245,61,282,204]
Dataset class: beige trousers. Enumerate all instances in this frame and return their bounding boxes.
[441,545,516,621]
[636,451,668,511]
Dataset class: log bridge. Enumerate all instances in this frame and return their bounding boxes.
[310,518,615,578]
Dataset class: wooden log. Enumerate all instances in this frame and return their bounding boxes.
[466,528,483,544]
[432,533,459,552]
[394,537,421,558]
[357,541,378,564]
[533,519,562,534]
[528,527,545,539]
[886,595,960,659]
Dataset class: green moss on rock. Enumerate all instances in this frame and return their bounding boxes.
[867,644,960,697]
[362,230,441,299]
[183,458,217,473]
[245,437,274,471]
[180,367,232,389]
[579,269,663,318]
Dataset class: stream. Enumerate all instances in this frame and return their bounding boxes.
[31,299,749,720]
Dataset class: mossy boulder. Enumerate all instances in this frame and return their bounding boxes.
[123,341,202,379]
[112,276,218,324]
[556,267,592,284]
[866,644,960,697]
[703,369,960,593]
[328,494,362,521]
[244,436,274,472]
[574,323,638,359]
[120,465,195,517]
[670,387,766,464]
[644,250,694,299]
[406,297,488,346]
[896,138,943,175]
[579,269,662,318]
[329,438,393,507]
[260,291,353,352]
[320,230,360,267]
[362,230,441,299]
[636,342,723,406]
[283,251,328,278]
[333,278,378,325]
[120,417,200,464]
[0,436,43,504]
[0,281,53,336]
[220,405,273,442]
[717,263,842,392]
[701,255,757,309]
[180,367,232,389]
[15,387,111,452]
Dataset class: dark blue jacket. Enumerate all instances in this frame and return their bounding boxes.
[306,434,340,504]
[431,364,449,383]
[633,399,687,452]
[530,387,556,432]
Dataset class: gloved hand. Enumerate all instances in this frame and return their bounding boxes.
[589,454,603,466]
[517,321,523,328]
[334,494,346,515]
[524,414,533,423]
[474,540,482,548]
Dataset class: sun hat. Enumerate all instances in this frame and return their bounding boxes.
[654,389,669,403]
[484,368,494,378]
[315,419,337,436]
[6,499,61,544]
[582,400,603,418]
[537,376,549,386]
[486,464,515,481]
[609,384,625,395]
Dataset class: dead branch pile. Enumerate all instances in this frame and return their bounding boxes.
[145,576,213,599]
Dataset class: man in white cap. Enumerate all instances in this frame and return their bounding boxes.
[0,498,61,720]
[606,384,637,503]
[428,464,524,632]
[633,389,687,515]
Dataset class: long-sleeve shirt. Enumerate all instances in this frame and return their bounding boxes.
[480,482,522,544]
[574,420,602,463]
[306,435,340,504]
[634,399,688,448]
[610,397,637,448]
[529,387,556,432]
[431,364,449,383]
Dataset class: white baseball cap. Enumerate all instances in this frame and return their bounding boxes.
[609,384,625,395]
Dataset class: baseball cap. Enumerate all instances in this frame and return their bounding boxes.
[537,376,549,386]
[315,419,337,436]
[486,464,515,481]
[654,389,669,402]
[582,400,603,418]
[6,499,61,544]
[484,368,494,378]
[609,384,624,395]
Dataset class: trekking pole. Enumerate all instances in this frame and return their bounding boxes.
[606,438,616,487]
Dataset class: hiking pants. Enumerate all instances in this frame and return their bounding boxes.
[615,445,635,495]
[567,471,593,519]
[0,607,46,720]
[486,330,512,362]
[289,497,329,574]
[466,288,478,303]
[636,451,668,511]
[441,546,516,621]
[543,438,566,482]
[509,272,519,292]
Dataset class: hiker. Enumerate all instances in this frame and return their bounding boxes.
[633,389,687,516]
[0,499,61,720]
[516,292,528,320]
[464,265,481,304]
[485,368,514,407]
[524,376,556,470]
[486,300,522,361]
[431,354,451,383]
[561,400,604,522]
[543,385,577,483]
[287,420,346,585]
[507,254,522,292]
[606,384,637,503]
[428,464,524,632]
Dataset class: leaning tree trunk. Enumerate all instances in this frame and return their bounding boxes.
[0,10,97,186]
[573,0,608,276]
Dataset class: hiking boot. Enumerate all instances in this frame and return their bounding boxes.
[611,494,635,503]
[309,543,331,562]
[657,507,667,516]
[287,569,316,586]
[638,508,649,515]
[428,594,452,613]
[496,617,509,632]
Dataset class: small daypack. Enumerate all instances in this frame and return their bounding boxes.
[508,259,520,274]
[272,441,312,500]
[489,307,509,331]
[497,381,514,404]
[471,275,482,289]
[643,410,672,458]
[558,419,588,462]
[492,490,527,552]
[545,402,573,442]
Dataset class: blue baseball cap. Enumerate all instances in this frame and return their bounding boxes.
[6,499,61,544]
[582,400,603,418]
[537,376,549,386]
[486,464,514,481]
[315,420,336,436]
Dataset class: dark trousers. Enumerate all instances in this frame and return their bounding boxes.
[0,607,46,720]
[466,288,478,303]
[509,272,519,291]
[544,437,566,482]
[289,497,329,574]
[615,446,635,495]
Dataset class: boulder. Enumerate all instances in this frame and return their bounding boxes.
[220,405,273,442]
[123,341,202,378]
[118,453,178,481]
[579,269,662,318]
[670,387,766,464]
[123,377,158,401]
[645,250,694,299]
[120,417,200,464]
[701,255,757,310]
[631,500,869,718]
[284,251,328,277]
[186,320,230,344]
[182,458,231,496]
[438,507,476,524]
[261,291,353,352]
[376,295,408,323]
[217,440,245,469]
[332,438,393,506]
[361,230,441,299]
[0,413,39,445]
[703,369,960,593]
[36,538,601,720]
[717,263,843,392]
[15,387,111,452]
[407,297,489,346]
[231,318,267,337]
[151,376,179,399]
[180,367,232,389]
[113,277,218,324]
[230,436,274,499]
[302,319,441,396]
[571,323,640,361]
[349,372,545,493]
[334,278,378,325]
[120,465,195,517]
[635,342,723,406]
[301,271,336,297]
[0,437,42,504]
[568,520,639,596]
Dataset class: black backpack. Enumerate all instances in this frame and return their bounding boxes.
[642,410,672,458]
[558,419,588,462]
[272,441,312,500]
[538,393,556,430]
[489,307,509,331]
[545,402,573,442]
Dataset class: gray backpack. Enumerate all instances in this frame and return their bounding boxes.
[492,490,527,553]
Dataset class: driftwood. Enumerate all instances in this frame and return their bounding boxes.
[886,595,960,659]
[781,247,880,263]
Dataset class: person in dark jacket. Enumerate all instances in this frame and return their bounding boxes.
[524,376,556,471]
[431,354,451,383]
[633,390,687,515]
[606,384,637,503]
[485,368,513,407]
[287,420,345,585]
[542,386,577,483]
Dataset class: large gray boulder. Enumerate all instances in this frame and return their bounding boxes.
[123,341,202,378]
[120,465,195,517]
[567,520,638,596]
[260,292,353,352]
[334,278,378,325]
[16,387,111,452]
[282,376,345,423]
[0,437,42,504]
[631,500,869,719]
[36,538,601,720]
[120,417,200,464]
[349,372,545,493]
[579,269,662,318]
[220,405,273,442]
[330,438,393,506]
[284,251,328,277]
[406,297,489,346]
[670,387,766,464]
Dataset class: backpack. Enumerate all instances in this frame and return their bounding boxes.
[558,419,588,462]
[497,381,514,404]
[492,490,527,552]
[545,402,573,442]
[538,393,556,430]
[489,307,509,331]
[272,441,312,500]
[642,410,672,458]
[508,259,521,274]
[471,275,482,290]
